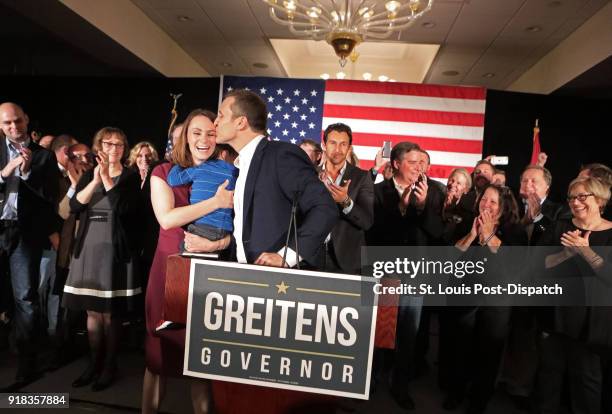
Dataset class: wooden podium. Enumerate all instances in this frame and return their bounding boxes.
[162,255,399,414]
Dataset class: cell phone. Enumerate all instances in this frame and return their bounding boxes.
[382,141,392,158]
[490,156,509,165]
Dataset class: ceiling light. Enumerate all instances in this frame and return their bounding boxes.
[320,73,330,80]
[422,21,436,28]
[525,25,542,32]
[442,70,459,76]
[482,72,495,78]
[253,62,268,68]
[263,0,434,67]
[177,15,191,22]
[362,72,372,80]
[389,79,396,82]
[336,72,346,79]
[378,75,389,82]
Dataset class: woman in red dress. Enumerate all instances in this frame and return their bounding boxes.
[142,109,233,414]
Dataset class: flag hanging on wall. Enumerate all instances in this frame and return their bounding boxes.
[530,119,541,165]
[221,76,486,181]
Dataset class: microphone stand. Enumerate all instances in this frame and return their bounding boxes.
[281,191,301,269]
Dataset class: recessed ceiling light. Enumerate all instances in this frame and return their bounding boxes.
[336,72,346,79]
[378,75,389,82]
[442,70,459,76]
[320,73,330,80]
[422,22,436,29]
[362,72,372,80]
[482,72,495,78]
[253,62,268,69]
[525,25,542,32]
[389,79,396,82]
[221,62,232,68]
[177,15,191,22]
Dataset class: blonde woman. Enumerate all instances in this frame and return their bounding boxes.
[127,141,159,188]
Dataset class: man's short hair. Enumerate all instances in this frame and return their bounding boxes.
[581,163,612,188]
[417,148,430,165]
[390,141,421,171]
[51,134,77,152]
[224,89,267,134]
[322,123,352,145]
[299,139,322,153]
[475,159,495,171]
[521,164,552,187]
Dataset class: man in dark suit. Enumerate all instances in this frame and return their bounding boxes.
[519,165,560,245]
[0,102,61,388]
[318,123,373,275]
[366,142,445,410]
[214,89,337,268]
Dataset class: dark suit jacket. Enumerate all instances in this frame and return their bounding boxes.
[0,137,61,246]
[519,197,561,246]
[329,163,374,274]
[367,177,446,246]
[239,139,338,267]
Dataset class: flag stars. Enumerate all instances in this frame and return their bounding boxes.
[275,105,282,112]
[309,106,316,113]
[301,98,308,105]
[277,88,284,95]
[300,114,307,121]
[291,122,298,128]
[283,113,290,120]
[260,87,267,94]
[299,130,306,137]
[293,90,301,96]
[274,121,281,127]
[282,129,289,136]
[273,137,280,141]
[290,138,297,144]
[284,97,291,104]
[227,86,233,92]
[267,96,274,103]
[308,122,315,129]
[267,113,273,119]
[266,128,272,135]
[310,90,317,96]
[292,105,299,112]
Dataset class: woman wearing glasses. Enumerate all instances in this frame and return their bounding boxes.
[535,177,612,414]
[63,127,144,391]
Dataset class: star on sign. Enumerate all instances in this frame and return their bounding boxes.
[277,88,284,95]
[292,105,299,112]
[282,129,289,136]
[267,96,274,103]
[284,97,291,104]
[274,121,281,127]
[310,90,317,96]
[293,90,300,96]
[291,122,298,128]
[300,114,307,121]
[276,281,290,294]
[301,98,308,105]
[290,138,297,144]
[260,87,267,94]
[283,113,290,120]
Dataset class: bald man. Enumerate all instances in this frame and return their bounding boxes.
[0,102,61,388]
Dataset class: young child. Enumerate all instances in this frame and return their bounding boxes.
[167,157,238,245]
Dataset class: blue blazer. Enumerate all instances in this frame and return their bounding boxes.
[238,139,338,267]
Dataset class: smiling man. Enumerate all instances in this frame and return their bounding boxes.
[214,89,337,269]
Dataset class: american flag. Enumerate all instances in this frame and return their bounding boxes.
[221,76,486,181]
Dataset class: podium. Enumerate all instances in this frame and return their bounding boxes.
[163,255,399,414]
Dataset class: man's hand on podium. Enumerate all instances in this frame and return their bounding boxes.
[255,252,288,268]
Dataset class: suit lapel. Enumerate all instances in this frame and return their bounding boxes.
[0,136,7,168]
[343,163,358,198]
[242,138,268,247]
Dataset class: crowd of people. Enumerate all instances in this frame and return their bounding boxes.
[0,91,611,414]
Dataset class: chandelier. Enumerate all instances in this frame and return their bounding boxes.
[262,0,434,67]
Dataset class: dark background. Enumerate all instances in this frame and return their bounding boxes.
[2,76,611,202]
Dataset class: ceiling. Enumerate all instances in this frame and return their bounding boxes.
[127,0,611,89]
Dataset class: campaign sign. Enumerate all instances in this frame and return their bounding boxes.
[184,260,378,399]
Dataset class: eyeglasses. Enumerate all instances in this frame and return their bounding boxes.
[567,193,594,202]
[101,141,124,149]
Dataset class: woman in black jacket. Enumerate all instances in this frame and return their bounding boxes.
[62,127,144,391]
